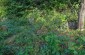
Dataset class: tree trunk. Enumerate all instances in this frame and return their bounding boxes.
[78,0,85,31]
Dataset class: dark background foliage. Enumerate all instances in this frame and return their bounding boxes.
[0,0,85,55]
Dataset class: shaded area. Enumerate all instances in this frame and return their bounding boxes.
[1,0,85,55]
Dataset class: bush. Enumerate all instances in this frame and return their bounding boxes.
[0,32,85,55]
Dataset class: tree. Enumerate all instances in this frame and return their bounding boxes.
[78,0,85,31]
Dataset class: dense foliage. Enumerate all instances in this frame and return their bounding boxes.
[0,31,85,55]
[0,0,85,55]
